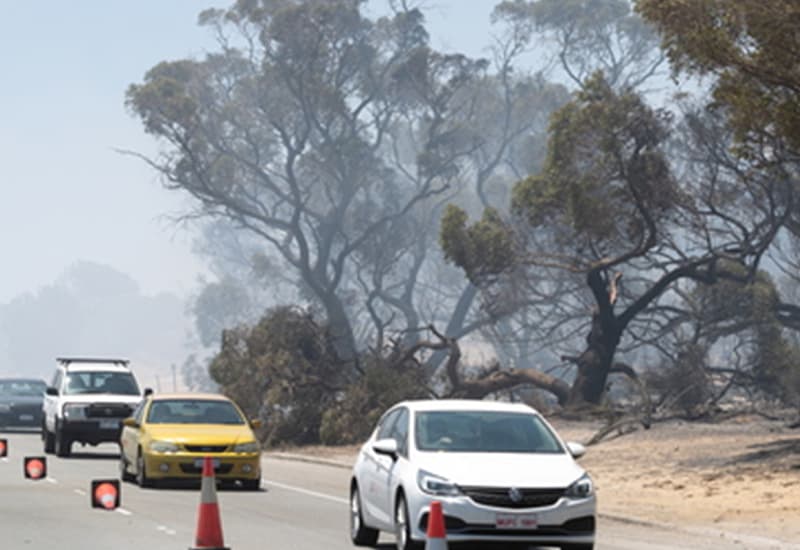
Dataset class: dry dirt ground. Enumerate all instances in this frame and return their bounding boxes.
[277,415,800,545]
[552,416,800,545]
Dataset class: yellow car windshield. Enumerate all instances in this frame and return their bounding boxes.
[147,399,245,425]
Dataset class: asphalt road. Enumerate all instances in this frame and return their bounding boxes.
[0,431,793,550]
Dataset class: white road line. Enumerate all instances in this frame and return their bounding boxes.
[74,488,87,495]
[262,479,348,505]
[156,525,177,536]
[116,508,132,516]
[45,477,58,484]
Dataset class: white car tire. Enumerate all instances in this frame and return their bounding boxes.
[395,493,422,550]
[350,484,379,546]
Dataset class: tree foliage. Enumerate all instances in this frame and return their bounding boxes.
[439,205,515,284]
[210,306,430,445]
[636,0,800,154]
[511,73,678,257]
[319,357,429,444]
[494,0,665,90]
[209,306,346,445]
[442,72,792,407]
[127,0,474,363]
[637,0,800,411]
[695,268,800,405]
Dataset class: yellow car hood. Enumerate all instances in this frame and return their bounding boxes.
[146,424,256,445]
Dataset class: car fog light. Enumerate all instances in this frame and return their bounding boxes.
[242,464,253,473]
[159,463,170,472]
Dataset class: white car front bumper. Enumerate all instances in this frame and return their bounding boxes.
[406,489,596,545]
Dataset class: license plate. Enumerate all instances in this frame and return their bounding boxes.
[194,458,221,468]
[19,414,34,421]
[495,513,538,529]
[99,419,119,429]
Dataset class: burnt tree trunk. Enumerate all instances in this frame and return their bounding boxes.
[567,270,622,406]
[567,311,621,405]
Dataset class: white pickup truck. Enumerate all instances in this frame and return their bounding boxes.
[42,357,149,457]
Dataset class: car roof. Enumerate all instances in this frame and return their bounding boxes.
[0,377,46,383]
[149,392,232,402]
[60,363,132,373]
[395,399,540,414]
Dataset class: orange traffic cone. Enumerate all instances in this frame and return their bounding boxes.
[91,479,121,510]
[190,456,230,550]
[24,456,46,480]
[425,500,448,549]
[0,438,7,458]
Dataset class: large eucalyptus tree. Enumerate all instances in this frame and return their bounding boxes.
[442,75,793,406]
[127,1,485,364]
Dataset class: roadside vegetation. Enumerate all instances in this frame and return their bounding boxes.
[127,0,800,446]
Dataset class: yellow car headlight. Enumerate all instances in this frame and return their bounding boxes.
[149,440,180,453]
[232,441,259,453]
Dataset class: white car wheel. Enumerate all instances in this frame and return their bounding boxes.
[350,484,379,546]
[395,494,421,550]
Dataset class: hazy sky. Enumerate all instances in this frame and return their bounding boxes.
[0,0,497,303]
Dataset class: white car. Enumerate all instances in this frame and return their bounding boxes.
[42,357,147,457]
[349,400,595,550]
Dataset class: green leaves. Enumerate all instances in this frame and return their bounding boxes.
[126,61,201,136]
[441,73,677,278]
[636,0,800,154]
[511,73,675,252]
[440,205,515,283]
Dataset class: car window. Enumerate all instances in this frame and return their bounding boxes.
[146,399,245,425]
[64,372,139,395]
[0,380,46,397]
[376,408,400,440]
[390,407,409,456]
[415,410,564,453]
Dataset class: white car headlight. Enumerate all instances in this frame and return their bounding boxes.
[565,473,594,499]
[63,404,87,419]
[149,440,180,453]
[417,469,462,497]
[232,441,259,453]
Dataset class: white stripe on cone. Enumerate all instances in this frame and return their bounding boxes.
[200,472,217,504]
[425,538,448,550]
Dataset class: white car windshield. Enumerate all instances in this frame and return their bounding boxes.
[64,372,140,395]
[415,410,564,453]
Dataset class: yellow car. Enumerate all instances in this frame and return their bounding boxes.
[119,393,262,489]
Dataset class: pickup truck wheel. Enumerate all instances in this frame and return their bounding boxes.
[55,423,71,457]
[43,425,55,454]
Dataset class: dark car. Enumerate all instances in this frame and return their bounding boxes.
[0,378,47,430]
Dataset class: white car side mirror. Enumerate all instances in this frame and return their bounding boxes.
[372,438,399,458]
[566,441,586,459]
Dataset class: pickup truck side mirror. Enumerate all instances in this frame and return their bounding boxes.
[45,387,58,396]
